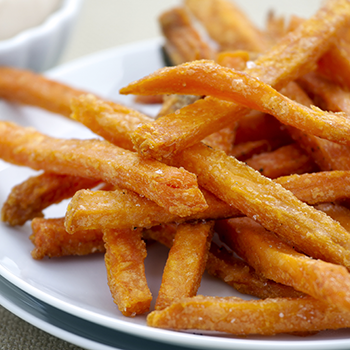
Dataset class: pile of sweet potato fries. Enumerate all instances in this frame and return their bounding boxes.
[2,0,350,336]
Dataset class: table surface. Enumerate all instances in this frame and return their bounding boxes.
[0,1,324,349]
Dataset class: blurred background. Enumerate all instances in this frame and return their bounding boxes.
[60,0,323,64]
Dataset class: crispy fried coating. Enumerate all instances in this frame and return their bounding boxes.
[159,7,216,65]
[0,67,88,117]
[245,143,317,179]
[217,217,350,312]
[121,60,350,148]
[170,142,350,268]
[103,228,152,316]
[0,121,207,217]
[1,172,100,226]
[30,218,104,260]
[315,203,350,233]
[65,187,240,233]
[185,0,268,52]
[122,0,350,159]
[70,94,152,152]
[155,221,214,310]
[147,295,350,335]
[276,171,350,205]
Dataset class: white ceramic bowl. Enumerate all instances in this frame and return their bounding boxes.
[0,0,83,72]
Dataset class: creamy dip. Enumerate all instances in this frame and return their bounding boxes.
[0,0,61,40]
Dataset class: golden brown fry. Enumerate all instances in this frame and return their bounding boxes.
[245,143,317,179]
[170,142,350,268]
[276,171,350,205]
[159,7,216,65]
[0,67,88,117]
[155,221,213,310]
[185,0,268,52]
[230,139,279,161]
[65,187,240,233]
[123,0,350,159]
[70,94,152,152]
[103,227,152,316]
[216,217,350,312]
[30,218,104,260]
[1,172,100,226]
[0,121,207,217]
[122,60,350,148]
[147,295,350,335]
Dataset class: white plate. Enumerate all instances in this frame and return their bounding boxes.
[1,38,350,350]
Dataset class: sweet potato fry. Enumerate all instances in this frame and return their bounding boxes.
[155,221,214,310]
[170,142,350,268]
[1,172,100,226]
[245,143,317,178]
[230,139,281,161]
[123,0,350,159]
[70,94,152,152]
[121,60,350,148]
[0,121,207,217]
[65,187,240,233]
[216,217,350,312]
[147,295,350,335]
[144,225,303,299]
[185,0,268,52]
[0,67,88,117]
[30,218,104,260]
[275,171,350,205]
[103,227,152,316]
[159,7,216,65]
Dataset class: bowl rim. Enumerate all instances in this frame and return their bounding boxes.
[0,0,84,50]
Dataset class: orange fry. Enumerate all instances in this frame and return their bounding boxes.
[103,227,152,316]
[0,121,207,217]
[245,143,317,178]
[1,172,100,226]
[121,60,350,148]
[275,171,350,205]
[0,67,88,117]
[122,0,350,159]
[185,0,268,52]
[170,143,350,268]
[144,225,302,299]
[217,217,350,312]
[147,295,350,335]
[30,218,104,260]
[65,187,240,233]
[159,7,216,65]
[155,221,213,310]
[315,203,350,233]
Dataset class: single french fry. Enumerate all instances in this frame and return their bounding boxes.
[276,171,350,205]
[121,60,350,148]
[217,217,350,312]
[155,221,214,310]
[147,295,350,335]
[123,0,350,159]
[30,218,104,260]
[103,227,152,316]
[169,142,350,268]
[159,7,216,65]
[1,172,100,226]
[245,143,317,179]
[0,121,207,217]
[70,94,153,152]
[65,187,241,233]
[185,0,268,52]
[0,67,88,117]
